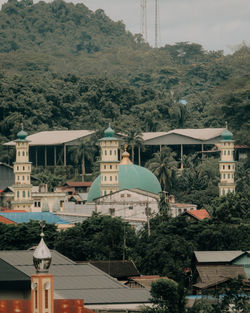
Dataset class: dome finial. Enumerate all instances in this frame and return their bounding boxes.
[33,223,52,273]
[104,124,115,138]
[17,124,28,140]
[120,145,132,165]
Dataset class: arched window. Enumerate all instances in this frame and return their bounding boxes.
[23,166,25,170]
[110,165,112,169]
[110,150,112,155]
[23,191,25,198]
[17,191,19,198]
[22,151,25,156]
[228,150,230,155]
[228,174,230,179]
[22,176,25,180]
[110,176,112,181]
[228,165,231,170]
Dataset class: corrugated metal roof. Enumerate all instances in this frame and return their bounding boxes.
[0,212,70,224]
[142,132,168,141]
[195,251,244,263]
[0,250,150,304]
[4,130,96,146]
[166,128,226,141]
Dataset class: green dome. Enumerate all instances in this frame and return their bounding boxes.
[221,129,233,140]
[87,164,162,202]
[104,126,115,138]
[17,129,28,140]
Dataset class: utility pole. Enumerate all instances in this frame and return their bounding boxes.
[140,0,147,40]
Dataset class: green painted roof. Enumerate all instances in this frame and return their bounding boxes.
[104,126,115,138]
[87,164,161,202]
[221,129,233,140]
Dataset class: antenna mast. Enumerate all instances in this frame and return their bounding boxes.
[140,0,147,41]
[155,0,159,48]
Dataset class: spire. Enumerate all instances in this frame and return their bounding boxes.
[33,224,52,273]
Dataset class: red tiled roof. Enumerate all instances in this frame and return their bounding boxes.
[0,189,3,193]
[3,210,27,213]
[65,181,92,187]
[0,215,16,225]
[186,209,210,220]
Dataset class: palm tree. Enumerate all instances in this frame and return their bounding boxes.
[145,146,177,192]
[123,123,144,164]
[69,138,95,181]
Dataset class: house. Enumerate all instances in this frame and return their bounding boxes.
[125,275,170,290]
[0,250,151,311]
[88,260,140,281]
[193,265,249,293]
[194,250,250,280]
[182,209,210,221]
[56,181,92,194]
[0,211,72,229]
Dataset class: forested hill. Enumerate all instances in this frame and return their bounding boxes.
[0,0,143,54]
[0,0,249,151]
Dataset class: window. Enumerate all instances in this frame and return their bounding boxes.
[110,165,112,169]
[17,166,19,170]
[23,191,25,198]
[228,165,231,170]
[104,165,106,169]
[114,150,116,155]
[28,191,30,197]
[223,174,226,179]
[109,208,115,216]
[228,150,230,155]
[110,176,112,181]
[22,151,25,156]
[104,190,107,195]
[17,191,19,198]
[223,165,225,170]
[18,151,20,156]
[222,189,225,196]
[45,290,48,309]
[120,194,125,198]
[105,150,107,155]
[224,151,226,155]
[23,166,25,170]
[228,174,230,179]
[104,176,107,181]
[22,176,25,181]
[18,176,20,181]
[129,206,133,210]
[110,150,112,155]
[127,194,131,197]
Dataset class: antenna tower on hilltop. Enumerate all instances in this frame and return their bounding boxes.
[140,0,147,41]
[155,0,159,48]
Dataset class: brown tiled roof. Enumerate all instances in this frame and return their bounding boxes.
[186,209,210,220]
[65,181,92,187]
[194,265,247,290]
[89,260,140,279]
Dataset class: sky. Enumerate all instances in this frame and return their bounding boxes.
[0,0,249,53]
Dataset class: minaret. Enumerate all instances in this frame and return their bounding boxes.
[12,126,33,211]
[218,128,236,196]
[31,228,54,313]
[99,125,120,196]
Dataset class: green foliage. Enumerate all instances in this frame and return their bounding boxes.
[142,279,186,313]
[54,213,137,261]
[0,221,57,250]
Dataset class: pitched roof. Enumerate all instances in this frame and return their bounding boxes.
[88,260,140,279]
[65,181,92,187]
[128,276,170,290]
[194,265,247,289]
[4,130,96,146]
[166,128,225,141]
[0,215,15,225]
[0,250,150,305]
[184,209,210,220]
[0,258,30,283]
[0,212,70,225]
[194,251,245,263]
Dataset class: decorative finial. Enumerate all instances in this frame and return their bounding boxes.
[21,122,24,130]
[225,121,228,129]
[33,223,52,273]
[124,144,128,151]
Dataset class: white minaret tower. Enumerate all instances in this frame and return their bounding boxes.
[31,227,54,313]
[218,127,236,196]
[99,125,120,197]
[12,125,33,211]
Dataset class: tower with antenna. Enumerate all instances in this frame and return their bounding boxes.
[154,0,159,48]
[140,0,147,41]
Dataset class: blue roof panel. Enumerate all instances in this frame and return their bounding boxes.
[0,212,70,224]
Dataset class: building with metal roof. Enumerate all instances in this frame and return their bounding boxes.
[4,130,96,167]
[0,250,151,309]
[0,212,70,226]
